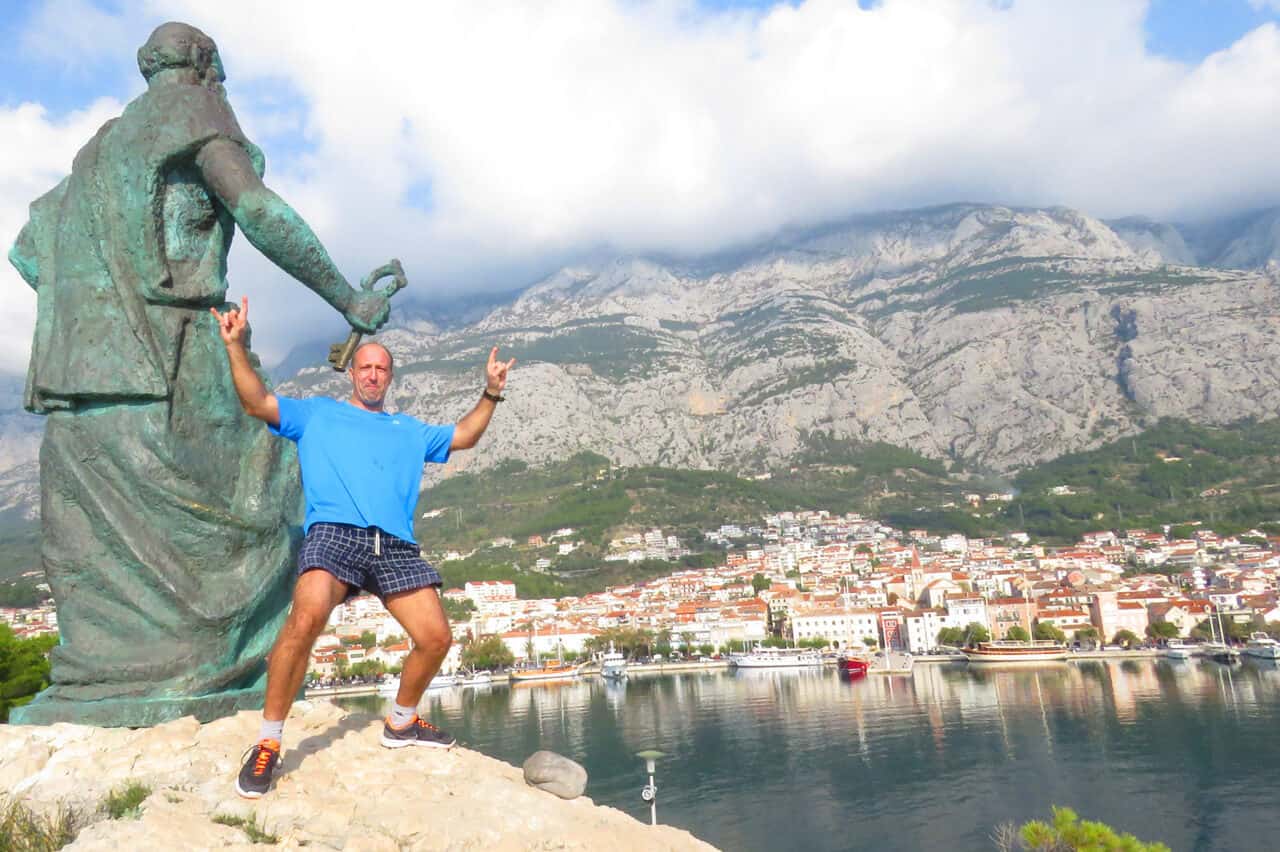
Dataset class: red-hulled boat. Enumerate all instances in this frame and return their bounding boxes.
[837,654,869,677]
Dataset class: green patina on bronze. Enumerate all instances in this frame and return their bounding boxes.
[7,22,394,727]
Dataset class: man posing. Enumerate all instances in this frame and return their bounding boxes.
[214,297,514,798]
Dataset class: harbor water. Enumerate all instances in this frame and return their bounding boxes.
[334,658,1280,851]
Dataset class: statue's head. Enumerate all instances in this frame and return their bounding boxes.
[137,22,224,85]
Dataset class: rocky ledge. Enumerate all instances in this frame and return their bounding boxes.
[0,700,715,851]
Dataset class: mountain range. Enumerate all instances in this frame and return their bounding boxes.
[2,201,1279,546]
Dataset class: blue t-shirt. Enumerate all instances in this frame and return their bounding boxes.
[269,396,454,543]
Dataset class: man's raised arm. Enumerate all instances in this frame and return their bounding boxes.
[196,138,389,334]
[451,347,516,450]
[212,297,280,427]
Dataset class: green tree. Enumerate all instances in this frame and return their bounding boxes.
[1017,806,1169,852]
[1006,625,1030,642]
[698,643,715,656]
[680,632,697,655]
[379,633,406,648]
[936,627,965,646]
[862,636,879,648]
[1146,621,1179,640]
[359,631,377,649]
[442,597,477,622]
[1034,621,1067,643]
[1112,629,1141,648]
[348,659,386,678]
[461,635,515,671]
[798,637,828,649]
[1074,627,1100,647]
[0,625,57,721]
[964,623,991,647]
[751,573,770,595]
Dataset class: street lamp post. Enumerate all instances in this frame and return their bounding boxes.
[635,750,665,825]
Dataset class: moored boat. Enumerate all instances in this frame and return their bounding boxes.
[729,647,823,668]
[509,660,582,683]
[460,669,493,687]
[427,672,458,689]
[1243,632,1280,660]
[600,650,628,680]
[1161,639,1193,660]
[837,654,870,677]
[963,640,1069,664]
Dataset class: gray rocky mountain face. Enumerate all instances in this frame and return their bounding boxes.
[282,203,1280,479]
[3,203,1280,531]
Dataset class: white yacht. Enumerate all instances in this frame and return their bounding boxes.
[1244,632,1280,660]
[600,650,628,680]
[1161,639,1194,660]
[729,647,823,668]
[459,669,494,687]
[427,672,457,690]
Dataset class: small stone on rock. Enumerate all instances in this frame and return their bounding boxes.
[522,750,588,799]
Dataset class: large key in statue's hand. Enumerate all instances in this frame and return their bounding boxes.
[329,259,408,371]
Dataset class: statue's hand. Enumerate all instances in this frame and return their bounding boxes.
[344,289,391,334]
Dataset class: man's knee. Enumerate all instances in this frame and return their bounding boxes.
[412,624,452,659]
[282,606,329,644]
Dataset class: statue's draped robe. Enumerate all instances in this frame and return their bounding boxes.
[9,81,301,726]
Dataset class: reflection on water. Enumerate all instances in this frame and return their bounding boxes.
[332,660,1280,852]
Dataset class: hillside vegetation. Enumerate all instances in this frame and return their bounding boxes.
[4,418,1280,592]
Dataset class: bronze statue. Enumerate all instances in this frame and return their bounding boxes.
[8,22,393,726]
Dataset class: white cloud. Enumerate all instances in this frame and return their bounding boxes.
[2,0,1280,374]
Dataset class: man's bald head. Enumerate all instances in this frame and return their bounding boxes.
[352,342,394,374]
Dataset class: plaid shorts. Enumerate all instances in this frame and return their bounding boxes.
[298,522,442,599]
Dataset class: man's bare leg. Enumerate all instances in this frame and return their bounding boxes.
[263,569,350,721]
[384,585,453,708]
[379,586,455,748]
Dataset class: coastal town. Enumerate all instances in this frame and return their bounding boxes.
[6,510,1278,677]
[6,506,1277,680]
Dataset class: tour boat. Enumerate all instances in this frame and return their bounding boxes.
[963,640,1069,664]
[600,650,628,680]
[509,660,582,683]
[729,647,823,668]
[1243,632,1280,661]
[377,676,400,695]
[1161,639,1194,660]
[837,654,870,677]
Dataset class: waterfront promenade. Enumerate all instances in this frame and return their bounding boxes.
[303,648,1168,698]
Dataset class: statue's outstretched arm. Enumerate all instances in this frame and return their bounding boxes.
[196,138,389,333]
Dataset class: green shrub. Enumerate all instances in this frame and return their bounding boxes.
[212,812,279,844]
[0,797,82,851]
[1012,806,1169,851]
[101,781,150,820]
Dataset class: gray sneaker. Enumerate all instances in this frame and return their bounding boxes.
[381,716,456,749]
[235,739,282,798]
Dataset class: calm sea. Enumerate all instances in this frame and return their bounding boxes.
[333,659,1280,851]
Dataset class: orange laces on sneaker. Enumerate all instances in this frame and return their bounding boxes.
[252,740,279,776]
[415,718,440,732]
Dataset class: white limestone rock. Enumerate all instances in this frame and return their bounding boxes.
[0,700,716,851]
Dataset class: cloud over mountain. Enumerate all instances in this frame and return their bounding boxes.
[1,0,1279,372]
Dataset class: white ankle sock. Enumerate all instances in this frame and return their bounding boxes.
[388,703,417,729]
[259,718,285,745]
